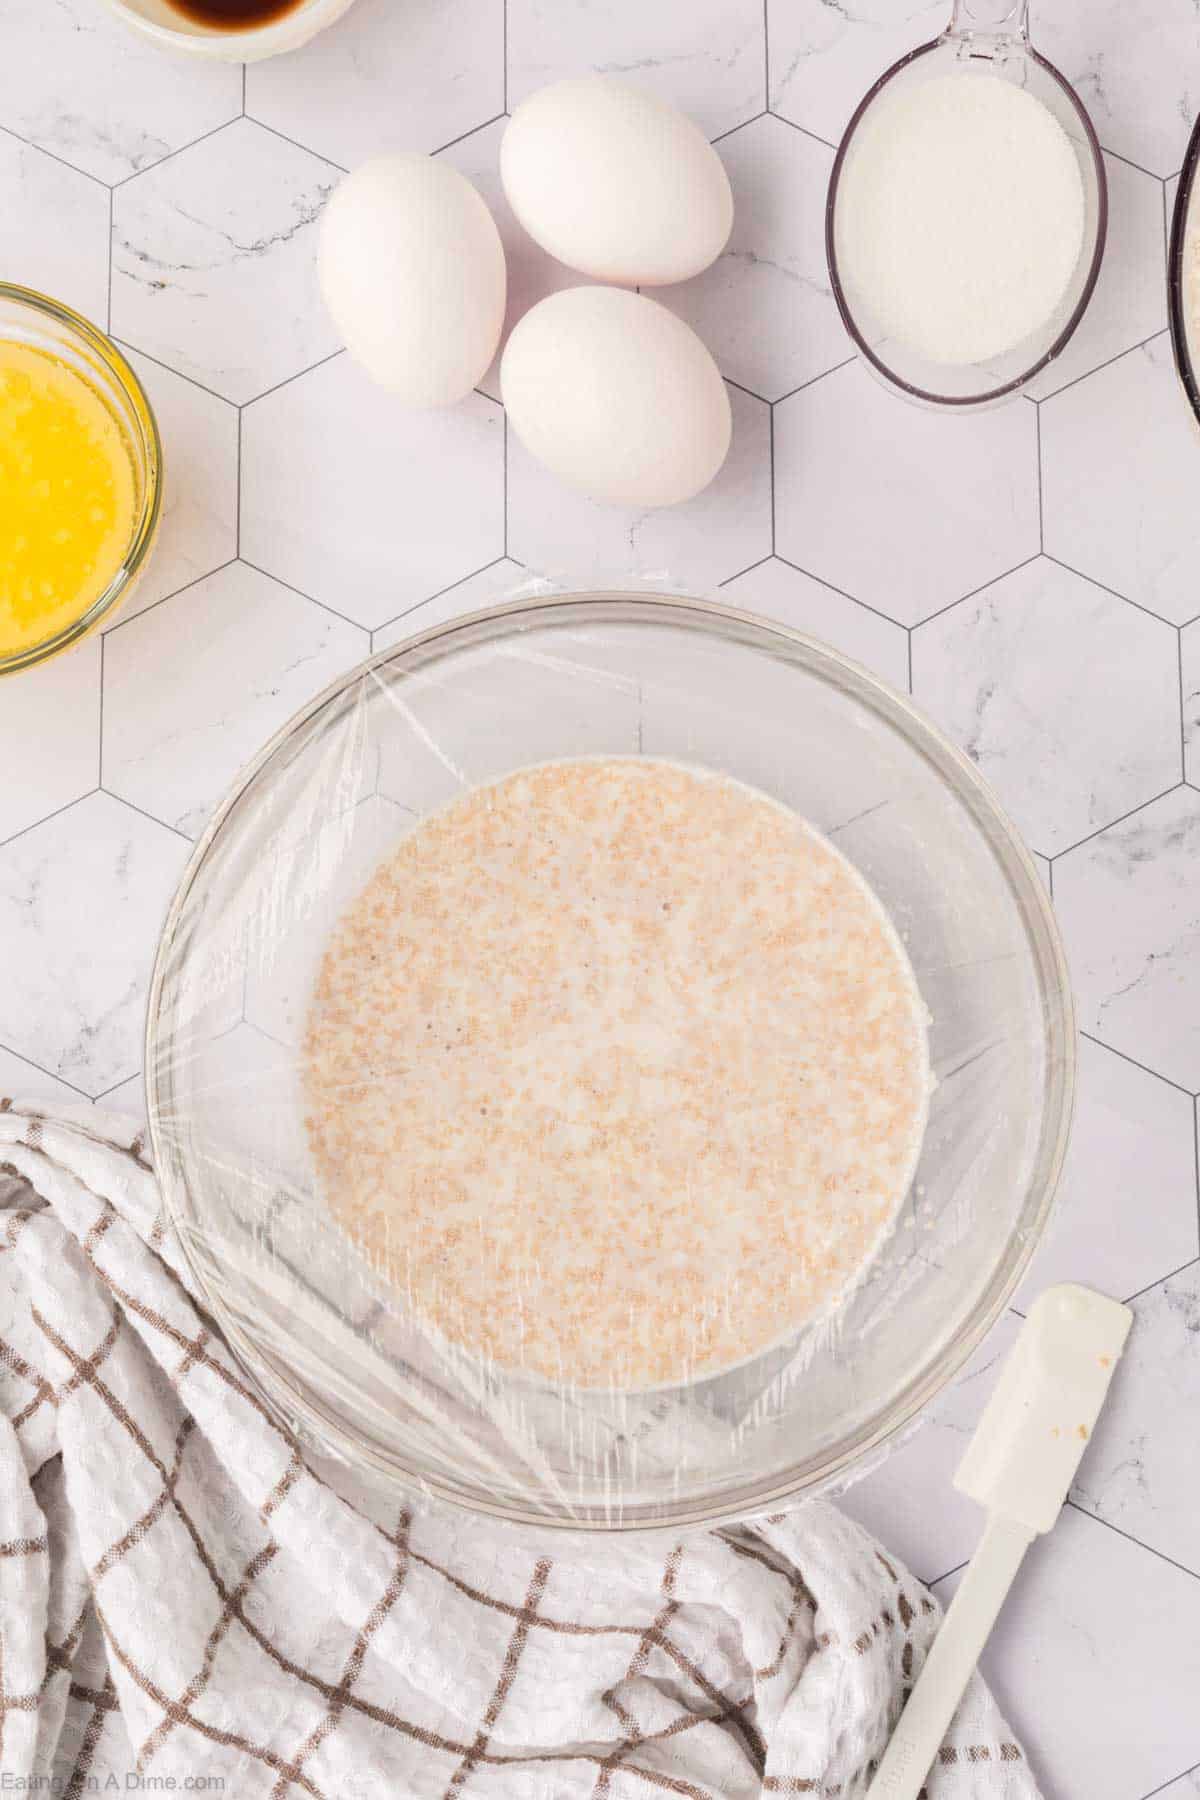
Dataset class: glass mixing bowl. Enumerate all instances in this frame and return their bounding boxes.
[0,283,161,675]
[147,593,1074,1531]
[826,0,1107,407]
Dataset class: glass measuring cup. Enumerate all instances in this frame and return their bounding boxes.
[825,0,1107,407]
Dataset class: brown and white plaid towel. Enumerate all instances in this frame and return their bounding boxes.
[0,1104,1038,1800]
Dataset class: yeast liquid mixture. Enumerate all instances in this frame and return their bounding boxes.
[304,759,930,1389]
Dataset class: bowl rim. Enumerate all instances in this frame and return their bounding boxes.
[102,0,359,61]
[146,589,1076,1530]
[1168,112,1200,425]
[825,37,1109,409]
[0,282,162,676]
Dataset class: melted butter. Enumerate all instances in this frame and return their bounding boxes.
[0,340,137,659]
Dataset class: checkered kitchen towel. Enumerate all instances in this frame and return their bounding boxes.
[0,1104,1038,1800]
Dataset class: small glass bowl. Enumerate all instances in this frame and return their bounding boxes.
[0,283,161,677]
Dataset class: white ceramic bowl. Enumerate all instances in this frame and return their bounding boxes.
[104,0,358,62]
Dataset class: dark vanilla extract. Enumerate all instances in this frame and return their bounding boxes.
[166,0,307,26]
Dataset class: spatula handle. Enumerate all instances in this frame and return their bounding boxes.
[866,1513,1034,1800]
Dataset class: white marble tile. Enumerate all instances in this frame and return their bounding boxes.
[0,1045,84,1108]
[935,1505,1200,1800]
[0,792,188,1097]
[0,637,99,848]
[1042,333,1200,626]
[767,0,945,149]
[1017,1035,1198,1309]
[774,361,1040,625]
[112,347,239,624]
[0,132,109,326]
[1036,0,1200,178]
[103,561,368,840]
[1055,787,1200,1092]
[911,557,1181,856]
[838,1313,1022,1586]
[1027,152,1170,401]
[0,0,241,186]
[506,382,771,592]
[373,558,532,651]
[111,120,340,405]
[241,357,505,629]
[438,118,600,405]
[506,0,765,141]
[246,0,503,169]
[720,555,909,691]
[659,115,845,402]
[1069,1261,1200,1578]
[1179,618,1200,785]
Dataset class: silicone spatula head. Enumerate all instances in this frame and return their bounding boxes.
[954,1282,1132,1535]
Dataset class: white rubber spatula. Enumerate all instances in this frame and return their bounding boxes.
[866,1283,1132,1800]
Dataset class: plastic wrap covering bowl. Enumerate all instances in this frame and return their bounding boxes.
[146,592,1074,1531]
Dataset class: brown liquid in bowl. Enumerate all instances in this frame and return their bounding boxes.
[166,0,306,26]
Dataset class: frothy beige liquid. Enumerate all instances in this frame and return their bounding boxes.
[304,759,929,1389]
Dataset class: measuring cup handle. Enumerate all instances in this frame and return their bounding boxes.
[945,0,1030,47]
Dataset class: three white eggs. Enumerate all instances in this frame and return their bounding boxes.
[317,76,734,509]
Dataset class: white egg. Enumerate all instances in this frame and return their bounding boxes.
[318,154,506,408]
[501,287,731,509]
[500,76,733,286]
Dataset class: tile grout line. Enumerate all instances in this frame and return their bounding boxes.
[771,551,940,631]
[430,114,508,159]
[1035,326,1170,405]
[1138,1758,1200,1800]
[0,1042,94,1103]
[97,634,105,790]
[1121,1252,1200,1309]
[1054,780,1185,860]
[1034,400,1044,554]
[375,556,512,641]
[106,186,114,335]
[0,120,110,190]
[1178,627,1189,783]
[1076,1029,1198,1102]
[109,114,242,193]
[241,114,349,175]
[245,348,346,410]
[109,337,233,408]
[102,790,193,845]
[1040,550,1184,630]
[711,110,766,148]
[768,402,776,556]
[1065,1498,1200,1586]
[0,789,101,858]
[235,409,243,560]
[104,560,239,642]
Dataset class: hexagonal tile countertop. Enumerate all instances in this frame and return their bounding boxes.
[3,1,1200,1792]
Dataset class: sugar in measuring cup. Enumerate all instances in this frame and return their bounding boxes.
[826,0,1106,407]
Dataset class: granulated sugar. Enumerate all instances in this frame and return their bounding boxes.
[304,759,930,1390]
[835,70,1085,366]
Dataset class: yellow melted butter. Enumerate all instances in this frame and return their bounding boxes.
[0,340,137,658]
